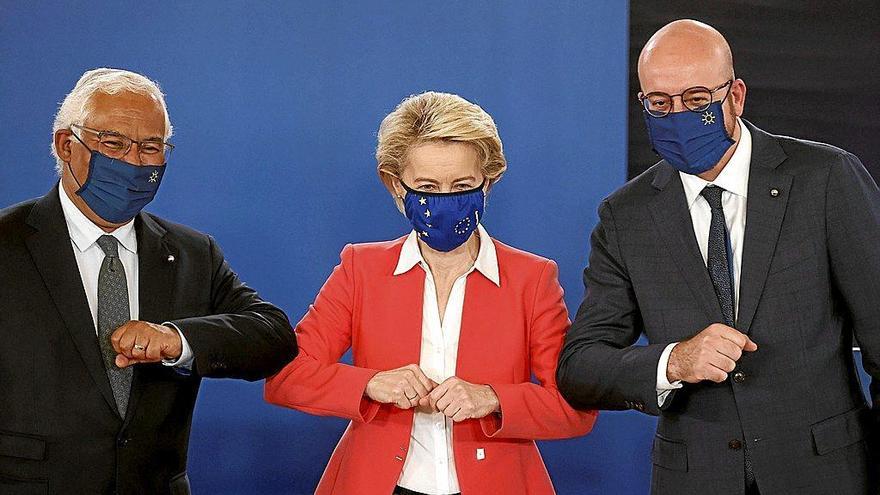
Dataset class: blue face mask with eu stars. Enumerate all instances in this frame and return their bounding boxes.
[401,181,485,252]
[643,100,735,175]
[68,133,166,224]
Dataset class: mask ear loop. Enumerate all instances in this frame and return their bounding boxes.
[718,79,734,106]
[66,129,94,191]
[717,80,737,140]
[393,176,405,201]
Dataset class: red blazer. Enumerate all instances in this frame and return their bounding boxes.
[265,236,597,494]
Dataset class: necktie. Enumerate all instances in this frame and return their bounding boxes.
[700,186,757,492]
[96,235,133,417]
[700,185,735,325]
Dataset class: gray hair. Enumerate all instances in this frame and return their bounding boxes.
[51,68,173,174]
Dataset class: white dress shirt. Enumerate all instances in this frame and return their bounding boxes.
[394,224,500,495]
[656,119,752,404]
[58,185,193,368]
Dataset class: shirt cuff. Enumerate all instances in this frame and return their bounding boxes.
[657,342,683,406]
[161,322,194,370]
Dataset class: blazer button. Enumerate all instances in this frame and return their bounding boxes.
[732,371,746,383]
[118,437,131,447]
[728,439,742,450]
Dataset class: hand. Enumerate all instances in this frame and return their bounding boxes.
[420,377,500,422]
[110,321,182,368]
[365,364,436,409]
[667,323,758,384]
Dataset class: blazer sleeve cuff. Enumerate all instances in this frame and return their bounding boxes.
[617,342,673,416]
[346,366,382,423]
[478,383,522,438]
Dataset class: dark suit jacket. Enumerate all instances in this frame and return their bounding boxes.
[557,122,879,494]
[0,185,297,495]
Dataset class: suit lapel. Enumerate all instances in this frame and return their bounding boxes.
[391,267,425,367]
[123,212,178,423]
[24,185,118,415]
[649,166,724,322]
[133,212,176,326]
[456,272,500,381]
[736,122,790,335]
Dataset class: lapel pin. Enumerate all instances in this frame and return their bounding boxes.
[770,188,779,197]
[167,254,175,263]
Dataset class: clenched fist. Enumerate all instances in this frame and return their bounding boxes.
[419,376,500,422]
[110,321,182,368]
[667,323,758,383]
[365,364,437,409]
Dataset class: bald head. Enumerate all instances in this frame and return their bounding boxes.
[638,20,734,93]
[637,20,748,180]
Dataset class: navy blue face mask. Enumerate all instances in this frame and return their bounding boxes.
[68,133,166,224]
[643,100,735,175]
[401,181,485,252]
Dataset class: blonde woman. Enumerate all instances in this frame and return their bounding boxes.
[265,92,597,495]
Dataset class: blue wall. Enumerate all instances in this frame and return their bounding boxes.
[0,3,873,494]
[0,2,637,492]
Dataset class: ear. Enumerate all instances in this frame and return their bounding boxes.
[54,129,74,163]
[382,172,405,199]
[482,174,494,193]
[730,78,747,117]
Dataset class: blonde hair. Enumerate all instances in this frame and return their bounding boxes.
[376,91,506,208]
[51,68,172,174]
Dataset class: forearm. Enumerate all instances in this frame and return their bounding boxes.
[480,381,597,440]
[558,339,668,416]
[175,306,296,380]
[264,351,381,422]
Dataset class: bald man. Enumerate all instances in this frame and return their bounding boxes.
[558,19,878,495]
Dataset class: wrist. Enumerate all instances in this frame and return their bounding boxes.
[484,385,500,413]
[158,324,183,359]
[666,350,682,383]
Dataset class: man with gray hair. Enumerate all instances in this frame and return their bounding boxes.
[0,68,297,494]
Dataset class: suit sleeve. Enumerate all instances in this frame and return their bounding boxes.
[171,235,296,381]
[263,244,382,423]
[824,152,880,456]
[557,199,670,416]
[480,260,598,440]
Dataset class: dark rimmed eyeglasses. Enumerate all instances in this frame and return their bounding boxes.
[638,80,732,117]
[70,123,174,165]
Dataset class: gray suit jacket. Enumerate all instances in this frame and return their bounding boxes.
[557,122,879,494]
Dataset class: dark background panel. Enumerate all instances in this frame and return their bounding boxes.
[628,0,880,179]
[0,1,634,493]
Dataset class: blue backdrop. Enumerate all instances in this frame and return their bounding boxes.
[0,2,870,494]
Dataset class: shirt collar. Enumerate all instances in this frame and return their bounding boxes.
[679,117,752,209]
[58,184,138,254]
[393,224,500,287]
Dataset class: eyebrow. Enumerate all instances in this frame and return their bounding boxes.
[413,176,478,184]
[95,128,164,141]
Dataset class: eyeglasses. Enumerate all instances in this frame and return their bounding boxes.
[638,80,733,117]
[70,124,174,165]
